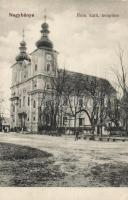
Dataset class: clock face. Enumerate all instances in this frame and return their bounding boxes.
[46,54,52,61]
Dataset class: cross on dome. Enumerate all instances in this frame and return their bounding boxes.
[22,29,25,41]
[44,9,47,22]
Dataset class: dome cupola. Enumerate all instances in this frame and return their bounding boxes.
[36,13,53,50]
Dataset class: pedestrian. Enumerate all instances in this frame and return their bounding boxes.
[75,130,79,141]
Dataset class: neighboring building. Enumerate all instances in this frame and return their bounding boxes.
[10,20,116,133]
[2,117,10,132]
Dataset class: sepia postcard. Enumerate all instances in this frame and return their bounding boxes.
[0,0,128,199]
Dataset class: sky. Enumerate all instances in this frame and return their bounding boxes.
[0,0,128,116]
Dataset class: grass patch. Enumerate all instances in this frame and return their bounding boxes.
[89,162,128,186]
[0,143,52,161]
[0,143,65,186]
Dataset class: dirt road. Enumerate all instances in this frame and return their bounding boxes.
[0,132,128,186]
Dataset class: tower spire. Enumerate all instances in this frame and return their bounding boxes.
[15,30,30,62]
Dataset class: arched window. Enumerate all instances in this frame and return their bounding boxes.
[33,100,36,108]
[46,63,50,72]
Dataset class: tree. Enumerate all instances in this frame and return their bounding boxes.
[38,68,115,137]
[82,77,115,136]
[113,45,128,133]
[62,76,86,135]
[60,72,111,134]
[62,72,113,136]
[38,68,67,131]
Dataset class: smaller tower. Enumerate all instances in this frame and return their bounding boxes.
[16,30,31,62]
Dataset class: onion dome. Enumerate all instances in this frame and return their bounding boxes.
[36,22,53,49]
[16,30,31,62]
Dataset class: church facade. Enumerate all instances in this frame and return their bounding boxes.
[10,20,116,133]
[10,21,59,132]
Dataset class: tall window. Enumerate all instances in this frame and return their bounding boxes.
[63,117,67,126]
[14,72,17,82]
[23,96,25,106]
[79,98,83,107]
[28,97,30,106]
[46,63,50,72]
[35,64,37,71]
[79,118,83,126]
[13,105,15,112]
[64,98,68,106]
[46,115,50,125]
[33,100,36,108]
[46,84,50,89]
[19,99,21,108]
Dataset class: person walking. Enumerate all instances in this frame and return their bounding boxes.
[75,130,79,141]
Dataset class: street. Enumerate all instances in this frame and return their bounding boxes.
[0,132,128,186]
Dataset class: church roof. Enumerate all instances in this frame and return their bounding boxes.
[59,69,116,96]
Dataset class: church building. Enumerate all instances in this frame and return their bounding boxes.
[10,19,116,133]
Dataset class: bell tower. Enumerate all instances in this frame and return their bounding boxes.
[10,30,31,131]
[28,12,59,131]
[31,12,58,89]
[10,11,59,132]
